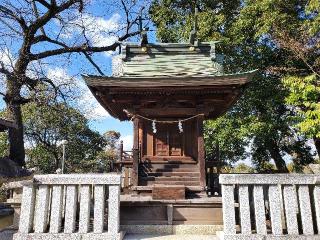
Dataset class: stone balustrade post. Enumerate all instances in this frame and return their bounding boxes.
[49,185,63,233]
[18,185,35,234]
[13,174,123,240]
[108,185,121,235]
[219,174,320,240]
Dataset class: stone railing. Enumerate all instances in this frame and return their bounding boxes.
[4,180,31,228]
[13,174,123,240]
[218,174,320,240]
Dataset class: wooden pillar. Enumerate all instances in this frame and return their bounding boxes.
[197,114,206,188]
[132,118,139,186]
[139,120,144,157]
[115,141,124,172]
[119,141,123,162]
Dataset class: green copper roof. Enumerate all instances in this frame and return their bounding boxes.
[112,42,224,78]
[84,70,257,88]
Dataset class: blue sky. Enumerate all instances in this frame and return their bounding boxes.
[0,0,157,150]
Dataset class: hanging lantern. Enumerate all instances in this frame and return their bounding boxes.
[152,120,157,133]
[178,120,183,133]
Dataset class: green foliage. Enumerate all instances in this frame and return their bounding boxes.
[0,133,9,157]
[23,102,116,174]
[204,116,249,164]
[104,131,121,149]
[284,74,320,138]
[230,163,255,173]
[0,111,9,157]
[150,0,242,43]
[150,0,318,172]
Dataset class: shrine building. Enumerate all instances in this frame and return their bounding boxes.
[84,41,255,200]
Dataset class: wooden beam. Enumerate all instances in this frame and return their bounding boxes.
[139,108,198,116]
[108,87,235,95]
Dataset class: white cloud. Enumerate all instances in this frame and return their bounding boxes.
[46,67,110,120]
[0,48,15,92]
[0,48,15,70]
[78,87,110,120]
[120,135,133,151]
[47,67,75,86]
[59,13,122,56]
[82,13,121,47]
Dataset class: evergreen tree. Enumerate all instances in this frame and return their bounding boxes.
[150,0,317,171]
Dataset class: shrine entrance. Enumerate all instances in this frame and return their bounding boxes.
[142,121,197,162]
[154,127,182,157]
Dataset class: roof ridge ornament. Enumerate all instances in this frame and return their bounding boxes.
[189,2,199,46]
[139,7,149,46]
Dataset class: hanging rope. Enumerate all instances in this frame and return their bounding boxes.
[123,109,204,124]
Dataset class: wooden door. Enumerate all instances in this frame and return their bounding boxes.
[154,126,183,157]
[155,132,169,156]
[169,132,182,156]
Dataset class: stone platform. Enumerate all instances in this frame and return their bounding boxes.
[0,229,218,240]
[125,234,218,240]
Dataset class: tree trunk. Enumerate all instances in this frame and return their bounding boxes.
[6,77,25,166]
[8,102,25,166]
[314,137,320,158]
[268,142,289,173]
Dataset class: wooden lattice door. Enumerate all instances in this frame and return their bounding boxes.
[154,126,183,157]
[169,132,182,156]
[155,132,169,156]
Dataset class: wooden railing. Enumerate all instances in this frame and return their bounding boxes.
[115,141,134,189]
[13,174,123,240]
[219,174,320,239]
[115,141,142,189]
[121,165,133,189]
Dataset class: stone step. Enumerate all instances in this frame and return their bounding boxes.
[141,176,199,181]
[147,181,200,186]
[139,163,197,169]
[140,168,199,173]
[140,160,197,164]
[146,172,200,177]
[131,185,205,192]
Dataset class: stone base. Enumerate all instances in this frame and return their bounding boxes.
[13,232,124,240]
[216,232,320,240]
[120,196,223,226]
[121,224,223,235]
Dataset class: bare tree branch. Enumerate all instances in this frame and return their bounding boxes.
[82,51,104,75]
[32,0,46,36]
[35,0,51,9]
[0,0,148,166]
[32,34,69,47]
[0,5,28,31]
[0,18,22,35]
[0,61,11,75]
[29,0,80,35]
[30,31,140,60]
[121,0,130,34]
[0,92,6,98]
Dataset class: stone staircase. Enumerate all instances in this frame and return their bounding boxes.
[135,162,204,195]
